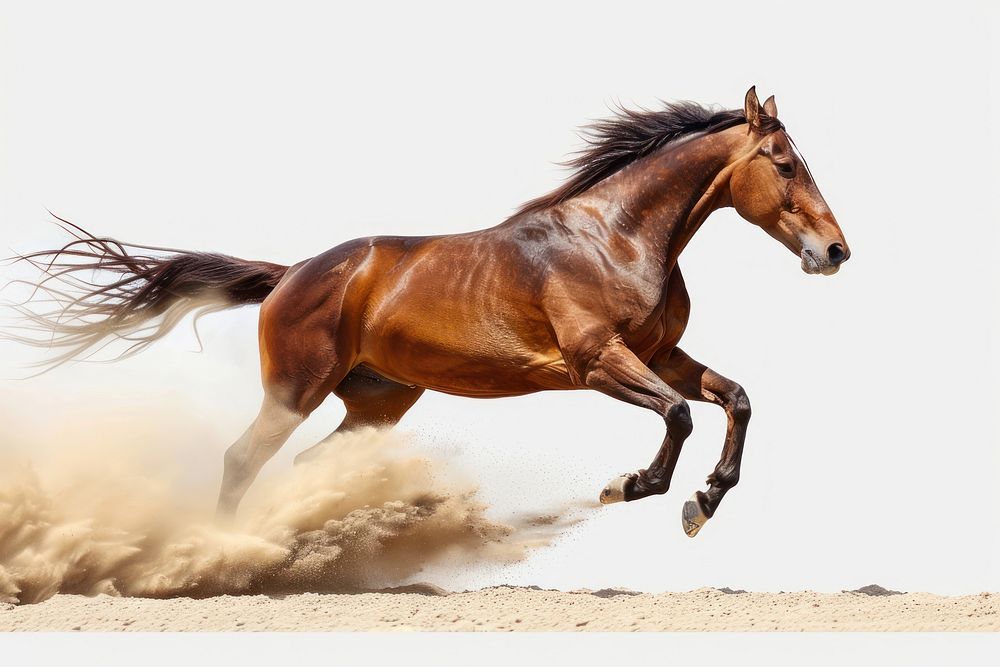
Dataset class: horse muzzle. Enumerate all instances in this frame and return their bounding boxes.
[800,242,849,276]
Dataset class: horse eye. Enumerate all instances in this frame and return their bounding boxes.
[775,162,795,178]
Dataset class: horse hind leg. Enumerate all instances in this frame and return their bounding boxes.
[293,367,424,465]
[215,366,360,521]
[214,241,396,520]
[215,393,306,521]
[216,292,360,520]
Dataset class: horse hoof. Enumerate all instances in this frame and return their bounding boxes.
[681,493,709,537]
[599,474,635,505]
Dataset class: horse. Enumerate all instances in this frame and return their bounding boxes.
[10,87,849,537]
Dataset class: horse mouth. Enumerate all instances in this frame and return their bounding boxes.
[800,249,839,276]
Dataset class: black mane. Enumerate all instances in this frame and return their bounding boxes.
[514,101,783,217]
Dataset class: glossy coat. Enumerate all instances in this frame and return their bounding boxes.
[15,88,849,534]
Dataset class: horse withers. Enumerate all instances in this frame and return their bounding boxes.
[10,87,849,537]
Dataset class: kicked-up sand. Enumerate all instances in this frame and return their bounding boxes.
[2,586,997,631]
[2,426,996,632]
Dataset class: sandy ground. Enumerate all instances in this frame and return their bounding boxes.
[2,586,997,631]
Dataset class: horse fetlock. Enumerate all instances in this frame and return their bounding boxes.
[635,470,670,496]
[708,466,740,490]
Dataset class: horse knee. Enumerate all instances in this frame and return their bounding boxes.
[728,386,751,423]
[666,401,693,439]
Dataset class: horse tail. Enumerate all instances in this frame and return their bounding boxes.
[5,216,291,371]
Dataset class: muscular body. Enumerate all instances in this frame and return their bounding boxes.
[22,89,847,536]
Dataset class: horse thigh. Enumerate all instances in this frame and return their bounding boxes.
[258,302,358,415]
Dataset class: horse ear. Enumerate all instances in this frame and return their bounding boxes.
[762,95,778,118]
[744,86,762,131]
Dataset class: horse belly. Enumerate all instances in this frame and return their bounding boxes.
[360,303,574,397]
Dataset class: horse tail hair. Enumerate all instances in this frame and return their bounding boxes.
[4,215,291,371]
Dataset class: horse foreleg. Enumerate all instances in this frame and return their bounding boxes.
[575,339,693,505]
[650,347,751,537]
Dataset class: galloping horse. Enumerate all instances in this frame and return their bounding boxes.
[13,87,849,536]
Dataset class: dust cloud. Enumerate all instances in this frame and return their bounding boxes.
[0,427,584,605]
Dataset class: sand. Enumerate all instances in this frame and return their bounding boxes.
[0,429,581,605]
[2,586,996,631]
[2,427,996,633]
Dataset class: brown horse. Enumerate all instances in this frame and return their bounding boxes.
[11,87,849,536]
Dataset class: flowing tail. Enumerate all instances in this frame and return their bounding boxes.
[4,216,290,370]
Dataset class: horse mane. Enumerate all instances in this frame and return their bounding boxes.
[513,101,783,217]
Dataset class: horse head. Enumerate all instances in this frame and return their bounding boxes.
[729,87,850,275]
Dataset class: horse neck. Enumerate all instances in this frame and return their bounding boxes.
[587,126,750,270]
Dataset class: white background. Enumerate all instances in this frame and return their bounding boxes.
[1,0,998,599]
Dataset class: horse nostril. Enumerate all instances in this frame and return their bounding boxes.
[827,243,847,265]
